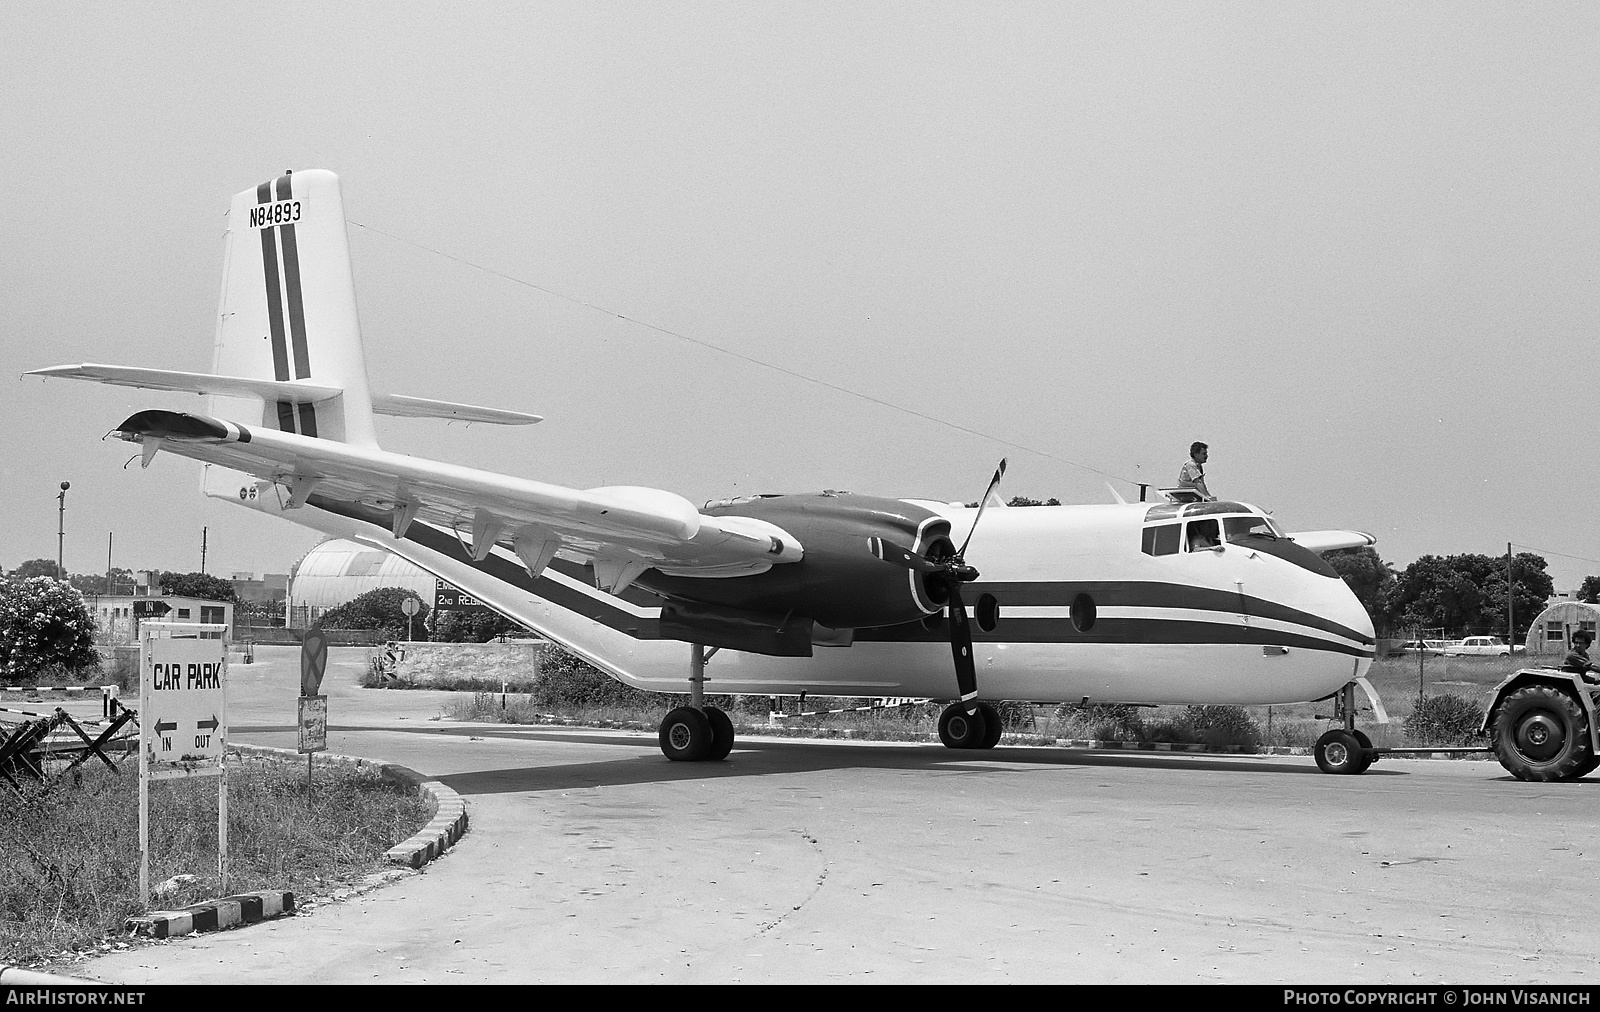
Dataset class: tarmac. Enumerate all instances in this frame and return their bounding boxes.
[26,647,1600,984]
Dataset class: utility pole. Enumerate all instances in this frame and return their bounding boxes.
[201,526,208,575]
[107,531,114,595]
[1506,542,1514,647]
[56,482,70,577]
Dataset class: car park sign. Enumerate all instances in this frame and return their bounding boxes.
[142,629,228,765]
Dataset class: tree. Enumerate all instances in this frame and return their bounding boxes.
[69,567,134,597]
[1479,553,1554,640]
[316,587,429,639]
[1389,552,1553,638]
[1324,547,1396,633]
[0,577,99,680]
[1580,576,1600,605]
[9,559,65,582]
[158,571,237,602]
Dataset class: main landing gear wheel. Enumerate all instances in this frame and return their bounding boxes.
[1315,729,1373,774]
[703,705,735,761]
[1492,685,1593,782]
[659,706,714,762]
[939,703,988,749]
[975,701,1004,749]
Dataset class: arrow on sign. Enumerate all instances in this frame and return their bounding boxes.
[155,720,177,735]
[197,715,219,732]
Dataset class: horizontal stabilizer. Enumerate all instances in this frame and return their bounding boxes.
[1287,529,1378,554]
[370,393,541,425]
[28,364,541,425]
[25,364,341,403]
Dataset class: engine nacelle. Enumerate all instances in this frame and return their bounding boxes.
[639,491,954,632]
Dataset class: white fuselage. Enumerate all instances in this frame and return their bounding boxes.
[252,490,1373,707]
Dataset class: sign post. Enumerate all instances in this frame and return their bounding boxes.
[401,596,419,641]
[139,622,228,909]
[298,630,329,788]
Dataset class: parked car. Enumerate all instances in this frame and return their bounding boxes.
[1397,639,1448,655]
[1443,636,1519,657]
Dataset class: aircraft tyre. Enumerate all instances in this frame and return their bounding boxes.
[704,705,735,761]
[938,704,988,749]
[1352,729,1377,767]
[1314,730,1371,774]
[975,702,1004,749]
[1492,686,1593,782]
[659,706,714,761]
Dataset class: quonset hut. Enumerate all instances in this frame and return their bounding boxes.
[1521,601,1600,659]
[288,539,436,625]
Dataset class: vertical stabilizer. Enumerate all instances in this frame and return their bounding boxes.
[208,169,377,446]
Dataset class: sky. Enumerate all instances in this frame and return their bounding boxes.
[2,2,1598,590]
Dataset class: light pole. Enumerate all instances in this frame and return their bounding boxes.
[56,481,70,578]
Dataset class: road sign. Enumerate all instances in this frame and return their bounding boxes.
[142,633,227,766]
[434,578,493,614]
[301,628,328,696]
[138,623,228,909]
[401,596,420,617]
[298,695,328,754]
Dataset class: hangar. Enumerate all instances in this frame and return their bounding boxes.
[288,539,436,624]
[1521,601,1600,658]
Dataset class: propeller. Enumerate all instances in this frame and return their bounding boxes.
[869,459,1006,714]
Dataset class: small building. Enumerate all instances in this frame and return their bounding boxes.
[1521,602,1600,658]
[93,594,234,645]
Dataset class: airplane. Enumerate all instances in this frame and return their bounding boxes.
[29,169,1382,771]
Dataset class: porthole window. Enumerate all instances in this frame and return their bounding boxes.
[1071,592,1097,633]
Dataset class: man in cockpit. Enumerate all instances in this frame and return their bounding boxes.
[1178,442,1215,502]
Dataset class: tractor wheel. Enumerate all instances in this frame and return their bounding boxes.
[1492,686,1593,782]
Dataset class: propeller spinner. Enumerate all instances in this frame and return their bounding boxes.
[869,459,1006,714]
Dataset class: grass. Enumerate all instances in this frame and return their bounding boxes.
[0,751,432,969]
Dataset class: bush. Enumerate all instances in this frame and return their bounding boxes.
[316,588,429,640]
[430,611,527,643]
[1180,705,1261,747]
[531,647,656,709]
[1055,703,1145,741]
[1404,693,1485,746]
[0,578,99,681]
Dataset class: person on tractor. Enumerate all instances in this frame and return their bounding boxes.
[1560,629,1600,684]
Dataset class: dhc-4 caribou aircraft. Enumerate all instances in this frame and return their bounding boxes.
[31,170,1383,770]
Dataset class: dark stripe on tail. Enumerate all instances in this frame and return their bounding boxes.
[259,173,318,437]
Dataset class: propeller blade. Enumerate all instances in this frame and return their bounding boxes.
[958,458,1008,558]
[947,582,979,714]
[868,536,938,574]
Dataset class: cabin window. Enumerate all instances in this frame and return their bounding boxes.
[1186,519,1221,552]
[1141,523,1181,556]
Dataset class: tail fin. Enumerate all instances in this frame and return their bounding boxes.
[209,169,378,447]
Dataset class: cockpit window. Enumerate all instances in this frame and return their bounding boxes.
[1186,519,1221,552]
[1224,516,1281,543]
[1141,523,1181,556]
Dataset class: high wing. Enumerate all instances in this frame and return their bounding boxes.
[1287,529,1378,554]
[115,408,803,592]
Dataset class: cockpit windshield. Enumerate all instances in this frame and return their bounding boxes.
[1141,508,1282,557]
[1223,515,1281,543]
